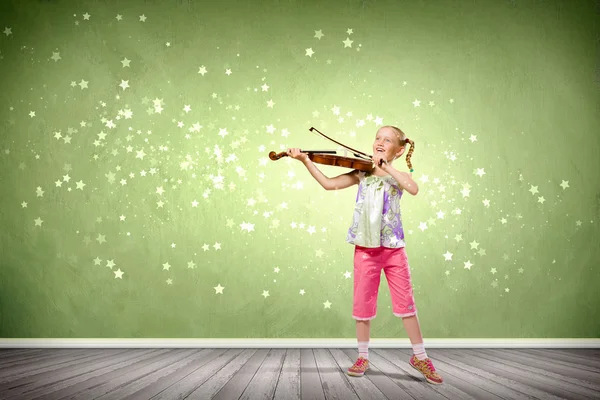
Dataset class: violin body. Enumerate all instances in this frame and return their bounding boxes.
[269,151,374,172]
[307,153,373,171]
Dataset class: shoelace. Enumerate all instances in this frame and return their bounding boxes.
[423,359,437,373]
[416,357,436,373]
[354,358,366,367]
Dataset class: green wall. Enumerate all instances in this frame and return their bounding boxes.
[0,0,598,339]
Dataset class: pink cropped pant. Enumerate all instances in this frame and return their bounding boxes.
[353,245,417,320]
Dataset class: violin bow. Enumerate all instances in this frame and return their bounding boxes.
[309,127,373,161]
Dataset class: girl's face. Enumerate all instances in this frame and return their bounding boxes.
[373,127,404,161]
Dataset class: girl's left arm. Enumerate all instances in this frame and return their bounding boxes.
[387,167,419,195]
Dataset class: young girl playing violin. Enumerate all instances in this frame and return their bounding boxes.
[287,125,443,385]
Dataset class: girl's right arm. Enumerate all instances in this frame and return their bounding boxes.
[287,148,359,191]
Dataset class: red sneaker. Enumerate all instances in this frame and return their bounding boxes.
[409,354,444,384]
[347,356,369,377]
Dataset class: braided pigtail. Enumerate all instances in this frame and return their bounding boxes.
[404,138,415,172]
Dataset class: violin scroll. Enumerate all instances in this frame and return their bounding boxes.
[269,151,287,160]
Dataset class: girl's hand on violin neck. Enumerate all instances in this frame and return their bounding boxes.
[287,148,309,163]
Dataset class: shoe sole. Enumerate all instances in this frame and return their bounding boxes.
[410,361,443,385]
[347,368,368,377]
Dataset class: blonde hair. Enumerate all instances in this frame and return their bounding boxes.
[379,125,415,171]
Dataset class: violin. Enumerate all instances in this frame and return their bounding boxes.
[268,150,374,172]
[268,127,375,172]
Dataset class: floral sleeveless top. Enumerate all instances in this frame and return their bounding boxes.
[346,171,406,248]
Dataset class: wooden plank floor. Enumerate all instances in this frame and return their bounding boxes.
[0,348,599,399]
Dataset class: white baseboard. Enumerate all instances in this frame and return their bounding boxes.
[0,338,599,348]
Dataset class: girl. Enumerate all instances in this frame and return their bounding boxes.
[287,125,443,385]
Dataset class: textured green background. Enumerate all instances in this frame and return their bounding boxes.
[0,0,598,339]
